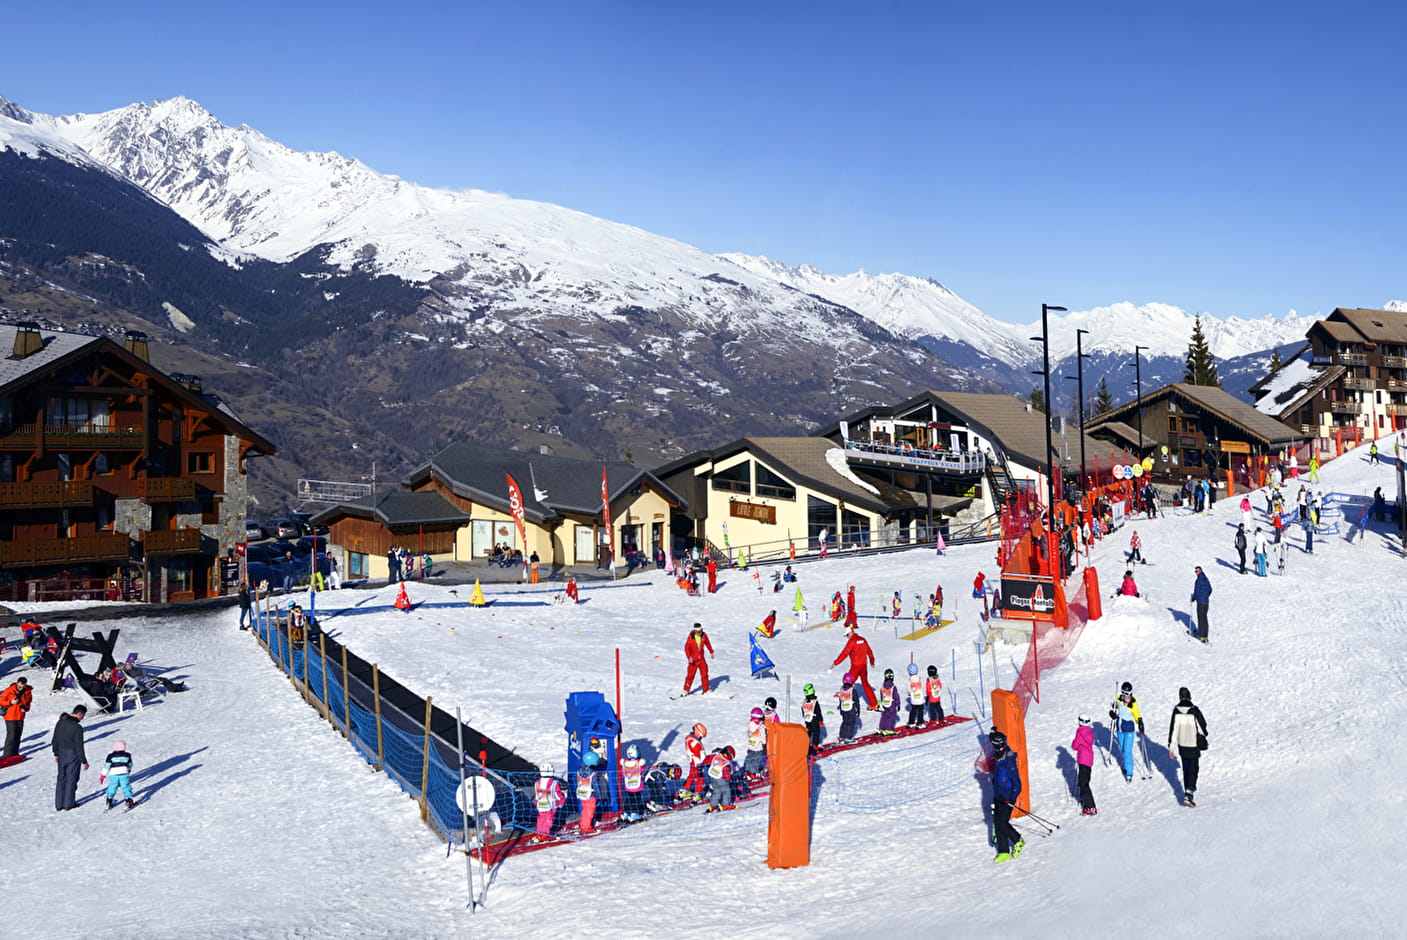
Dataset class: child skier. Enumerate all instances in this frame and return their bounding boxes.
[644,762,681,813]
[877,669,900,736]
[1127,530,1144,565]
[703,746,736,813]
[834,673,860,743]
[905,663,926,729]
[619,745,648,822]
[1114,570,1141,598]
[1108,682,1145,782]
[891,591,902,619]
[681,722,708,801]
[925,665,945,724]
[989,730,1025,863]
[1072,716,1097,815]
[533,764,565,842]
[743,707,768,777]
[762,696,780,725]
[801,683,824,752]
[576,751,606,834]
[100,740,136,810]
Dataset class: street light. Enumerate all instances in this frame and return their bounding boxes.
[1132,344,1148,457]
[1032,303,1067,569]
[1064,328,1091,495]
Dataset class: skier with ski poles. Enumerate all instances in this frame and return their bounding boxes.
[988,730,1025,863]
[1108,682,1144,782]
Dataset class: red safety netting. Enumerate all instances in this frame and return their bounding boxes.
[1008,564,1092,715]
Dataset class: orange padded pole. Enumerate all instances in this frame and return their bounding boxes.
[766,722,811,868]
[990,689,1029,819]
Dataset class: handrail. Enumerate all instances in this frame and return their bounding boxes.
[844,440,987,473]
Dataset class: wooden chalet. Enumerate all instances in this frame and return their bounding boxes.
[0,322,276,601]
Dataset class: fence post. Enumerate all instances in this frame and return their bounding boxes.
[373,663,384,770]
[318,632,331,722]
[341,645,351,739]
[420,695,434,822]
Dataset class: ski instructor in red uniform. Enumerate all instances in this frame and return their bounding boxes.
[831,625,877,709]
[683,623,714,695]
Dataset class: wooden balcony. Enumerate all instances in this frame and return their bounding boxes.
[0,533,131,568]
[0,424,145,450]
[1382,355,1407,369]
[1334,353,1368,366]
[1329,401,1362,415]
[141,527,203,555]
[1343,377,1376,391]
[1388,404,1407,417]
[137,477,196,502]
[0,480,94,509]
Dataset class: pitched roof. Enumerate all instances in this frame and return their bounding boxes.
[1103,383,1302,445]
[1086,420,1144,449]
[1312,319,1367,344]
[1252,355,1342,419]
[0,325,102,389]
[403,442,684,524]
[310,490,470,528]
[1328,308,1407,345]
[737,436,892,513]
[924,391,1119,469]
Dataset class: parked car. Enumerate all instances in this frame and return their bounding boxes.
[290,511,315,535]
[296,535,327,554]
[270,540,302,557]
[271,519,301,540]
[244,519,265,542]
[244,561,280,590]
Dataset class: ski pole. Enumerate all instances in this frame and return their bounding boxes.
[1006,801,1059,831]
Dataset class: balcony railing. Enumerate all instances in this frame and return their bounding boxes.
[141,527,203,555]
[844,440,988,475]
[1329,401,1362,414]
[1382,355,1407,369]
[0,480,94,509]
[1388,404,1407,417]
[1334,353,1368,366]
[0,533,131,568]
[137,477,196,502]
[1343,377,1376,391]
[0,424,145,449]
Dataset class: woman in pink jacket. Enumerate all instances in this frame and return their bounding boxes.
[1072,715,1097,815]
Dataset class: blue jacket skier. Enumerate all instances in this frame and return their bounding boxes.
[1109,682,1145,781]
[989,730,1024,862]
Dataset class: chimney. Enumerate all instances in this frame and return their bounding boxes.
[185,375,201,394]
[124,329,149,362]
[11,321,42,359]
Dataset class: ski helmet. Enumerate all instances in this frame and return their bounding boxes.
[692,722,707,739]
[764,697,777,710]
[907,663,919,676]
[625,744,639,760]
[1078,715,1091,726]
[843,672,855,684]
[751,707,765,721]
[583,751,601,768]
[803,683,816,697]
[927,664,938,677]
[884,668,895,681]
[1121,681,1133,694]
[722,745,735,760]
[989,730,1008,750]
[541,763,554,776]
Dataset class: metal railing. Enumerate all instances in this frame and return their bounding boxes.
[843,440,987,474]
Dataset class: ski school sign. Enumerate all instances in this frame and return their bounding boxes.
[999,574,1058,621]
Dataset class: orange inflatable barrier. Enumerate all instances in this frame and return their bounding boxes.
[766,722,811,868]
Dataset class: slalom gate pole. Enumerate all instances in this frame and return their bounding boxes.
[456,706,474,915]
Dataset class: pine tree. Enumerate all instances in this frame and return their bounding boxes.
[1183,317,1221,387]
[1094,376,1113,415]
[1267,347,1283,374]
[1027,388,1046,413]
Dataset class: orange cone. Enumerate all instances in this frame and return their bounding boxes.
[393,583,411,611]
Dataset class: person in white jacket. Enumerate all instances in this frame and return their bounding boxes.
[1253,528,1270,577]
[1167,688,1209,807]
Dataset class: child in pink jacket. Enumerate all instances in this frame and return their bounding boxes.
[1072,715,1097,815]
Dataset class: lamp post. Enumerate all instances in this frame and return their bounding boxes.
[1032,303,1067,564]
[1064,328,1090,495]
[1133,344,1148,457]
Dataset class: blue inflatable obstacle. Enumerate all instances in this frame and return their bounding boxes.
[564,691,620,812]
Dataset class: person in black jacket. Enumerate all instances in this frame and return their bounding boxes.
[1234,524,1248,575]
[51,705,89,811]
[1167,687,1209,807]
[238,580,252,630]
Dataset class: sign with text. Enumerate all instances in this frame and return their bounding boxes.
[999,574,1057,621]
[730,500,777,524]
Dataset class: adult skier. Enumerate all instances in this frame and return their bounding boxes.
[1253,528,1269,577]
[989,730,1024,863]
[830,624,877,709]
[1191,566,1212,643]
[844,585,858,629]
[1072,715,1097,815]
[1108,682,1144,782]
[1234,524,1248,575]
[706,557,718,594]
[1,676,33,759]
[1167,687,1209,807]
[682,623,714,695]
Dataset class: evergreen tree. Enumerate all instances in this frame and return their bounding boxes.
[1267,347,1284,374]
[1183,317,1221,386]
[1094,376,1113,415]
[1027,387,1046,413]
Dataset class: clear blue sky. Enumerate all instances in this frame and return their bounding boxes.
[5,1,1404,323]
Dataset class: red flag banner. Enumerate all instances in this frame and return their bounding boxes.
[601,467,613,562]
[505,474,529,551]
